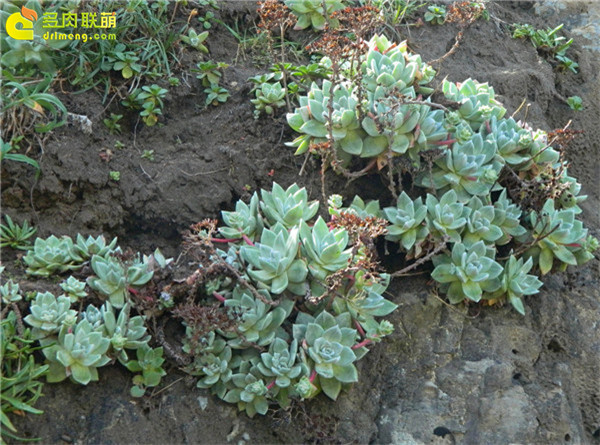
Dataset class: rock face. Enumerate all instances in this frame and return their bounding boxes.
[368,1,600,442]
[373,270,599,444]
[7,1,599,444]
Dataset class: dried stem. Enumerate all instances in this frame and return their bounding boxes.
[429,30,464,65]
[390,235,450,278]
[221,260,279,307]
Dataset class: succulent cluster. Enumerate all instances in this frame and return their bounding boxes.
[87,255,153,308]
[287,35,439,163]
[23,234,118,277]
[287,34,596,315]
[22,286,160,387]
[250,81,287,118]
[16,234,167,393]
[181,182,396,416]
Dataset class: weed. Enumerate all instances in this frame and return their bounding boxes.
[0,215,37,251]
[204,85,230,106]
[424,5,446,24]
[197,10,215,29]
[193,61,229,87]
[567,96,582,111]
[1,76,67,144]
[106,43,143,79]
[511,23,577,73]
[362,0,426,25]
[141,150,155,161]
[0,138,40,174]
[109,171,121,182]
[103,113,123,135]
[180,28,209,54]
[1,311,49,442]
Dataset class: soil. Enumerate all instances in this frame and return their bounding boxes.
[2,1,599,444]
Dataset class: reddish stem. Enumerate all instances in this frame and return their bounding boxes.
[212,291,226,303]
[344,274,356,293]
[210,237,239,243]
[354,320,366,338]
[266,380,276,390]
[352,338,373,350]
[242,234,255,246]
[431,139,457,146]
[309,370,317,383]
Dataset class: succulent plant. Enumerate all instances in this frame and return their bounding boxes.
[363,35,435,96]
[492,189,527,245]
[417,134,500,201]
[337,195,382,219]
[362,52,417,99]
[556,168,587,214]
[127,256,155,287]
[520,128,560,170]
[287,35,436,160]
[142,248,173,270]
[81,304,105,332]
[425,190,470,243]
[257,338,304,389]
[126,346,167,397]
[485,255,543,315]
[384,192,429,253]
[1,279,22,304]
[432,241,503,303]
[525,199,591,275]
[408,108,448,161]
[87,255,153,308]
[485,117,532,167]
[332,272,396,336]
[300,217,351,281]
[87,256,127,307]
[260,183,319,229]
[184,332,233,398]
[71,234,119,261]
[180,28,209,53]
[219,192,263,240]
[23,235,82,277]
[222,359,270,417]
[42,319,111,385]
[442,79,506,131]
[193,345,234,390]
[286,81,365,157]
[302,315,358,400]
[285,0,346,30]
[24,292,77,339]
[101,303,150,362]
[293,311,358,400]
[361,101,430,157]
[60,276,87,303]
[573,235,598,266]
[221,287,294,348]
[462,196,503,247]
[240,224,308,295]
[251,81,287,117]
